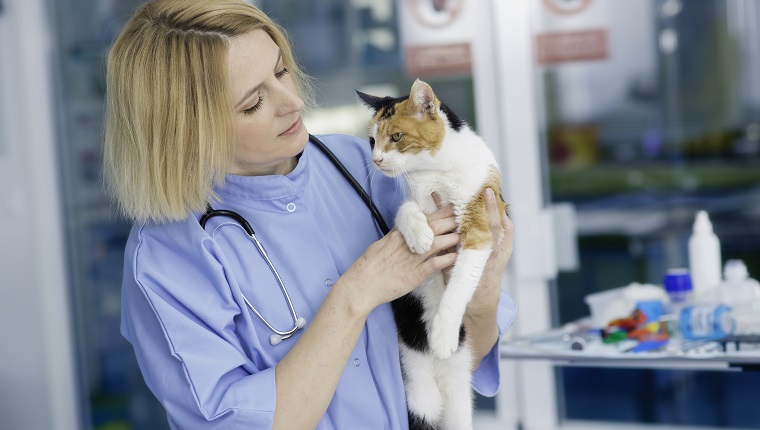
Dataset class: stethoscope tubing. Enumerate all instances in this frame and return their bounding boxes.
[209,222,299,333]
[199,135,389,344]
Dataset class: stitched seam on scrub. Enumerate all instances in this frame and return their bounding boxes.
[132,223,274,420]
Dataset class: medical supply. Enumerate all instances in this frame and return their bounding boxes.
[603,301,670,344]
[198,135,390,345]
[700,260,760,307]
[679,304,733,340]
[688,210,722,298]
[636,300,666,321]
[584,283,669,328]
[629,339,668,353]
[664,268,693,314]
[729,305,760,336]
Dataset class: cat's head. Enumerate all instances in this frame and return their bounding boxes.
[356,79,461,176]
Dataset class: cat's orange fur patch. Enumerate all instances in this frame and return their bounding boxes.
[459,168,508,250]
[370,98,444,154]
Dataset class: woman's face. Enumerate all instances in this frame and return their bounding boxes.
[226,29,308,176]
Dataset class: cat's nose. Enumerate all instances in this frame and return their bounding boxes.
[373,156,384,165]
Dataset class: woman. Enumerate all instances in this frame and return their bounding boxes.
[103,0,516,428]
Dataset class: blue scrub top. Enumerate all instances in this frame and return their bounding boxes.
[120,133,517,429]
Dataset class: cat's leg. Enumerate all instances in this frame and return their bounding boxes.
[429,247,491,359]
[399,343,443,429]
[396,200,434,254]
[439,344,474,430]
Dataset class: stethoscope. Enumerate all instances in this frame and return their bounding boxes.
[199,135,390,345]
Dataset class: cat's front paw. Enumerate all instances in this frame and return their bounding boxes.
[396,208,434,254]
[428,316,460,360]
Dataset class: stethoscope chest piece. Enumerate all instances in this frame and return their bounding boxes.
[198,135,389,346]
[201,214,309,346]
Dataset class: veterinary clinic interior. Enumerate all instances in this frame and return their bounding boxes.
[3,0,760,429]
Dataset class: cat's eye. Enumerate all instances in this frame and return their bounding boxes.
[391,132,403,142]
[369,137,375,149]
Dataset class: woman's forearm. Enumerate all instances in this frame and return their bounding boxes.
[464,270,502,369]
[272,216,460,429]
[464,305,499,369]
[272,278,371,430]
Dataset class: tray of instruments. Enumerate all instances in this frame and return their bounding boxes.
[501,319,760,372]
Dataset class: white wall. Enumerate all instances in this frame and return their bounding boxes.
[0,1,81,429]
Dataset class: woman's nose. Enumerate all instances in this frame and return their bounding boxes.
[276,84,304,116]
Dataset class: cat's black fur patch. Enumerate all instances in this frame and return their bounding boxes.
[391,294,429,352]
[409,411,439,430]
[440,102,465,132]
[356,90,465,132]
[356,90,408,114]
[391,294,467,352]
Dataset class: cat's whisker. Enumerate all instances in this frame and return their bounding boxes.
[363,161,376,185]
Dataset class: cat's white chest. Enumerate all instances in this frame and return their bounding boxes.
[407,167,488,213]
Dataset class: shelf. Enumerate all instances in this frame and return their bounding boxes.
[500,322,760,372]
[550,162,760,199]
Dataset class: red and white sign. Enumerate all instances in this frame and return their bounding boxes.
[534,0,609,65]
[536,29,608,65]
[399,0,473,77]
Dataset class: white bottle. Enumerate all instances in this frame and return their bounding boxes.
[688,211,722,299]
[715,260,760,307]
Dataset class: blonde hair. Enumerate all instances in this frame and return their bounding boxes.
[103,0,314,223]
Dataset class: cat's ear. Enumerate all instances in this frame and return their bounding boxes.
[356,90,385,112]
[410,79,437,116]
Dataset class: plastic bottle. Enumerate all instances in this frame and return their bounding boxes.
[700,260,760,307]
[663,268,693,315]
[679,304,734,340]
[678,301,760,340]
[688,211,722,299]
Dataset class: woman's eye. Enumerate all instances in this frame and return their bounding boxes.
[275,66,289,78]
[243,97,263,115]
[391,132,403,142]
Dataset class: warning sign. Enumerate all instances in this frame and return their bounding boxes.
[536,29,608,65]
[399,0,473,77]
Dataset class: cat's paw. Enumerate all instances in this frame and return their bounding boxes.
[428,316,460,360]
[397,208,434,254]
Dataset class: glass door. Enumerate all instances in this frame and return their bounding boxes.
[48,0,170,428]
[479,0,760,428]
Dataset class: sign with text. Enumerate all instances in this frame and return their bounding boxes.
[536,29,608,65]
[399,0,474,77]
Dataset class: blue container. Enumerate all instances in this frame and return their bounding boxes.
[679,304,735,340]
[664,268,693,311]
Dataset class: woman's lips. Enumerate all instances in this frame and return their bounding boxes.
[280,116,302,137]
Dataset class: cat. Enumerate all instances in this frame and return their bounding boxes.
[357,79,507,430]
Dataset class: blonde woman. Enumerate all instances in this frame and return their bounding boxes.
[104,0,515,429]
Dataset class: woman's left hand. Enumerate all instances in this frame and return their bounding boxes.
[467,187,514,318]
[462,187,514,365]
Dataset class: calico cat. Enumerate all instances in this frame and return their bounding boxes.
[357,79,507,430]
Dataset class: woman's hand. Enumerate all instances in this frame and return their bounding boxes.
[338,204,460,316]
[467,187,514,317]
[464,188,514,365]
[275,204,459,430]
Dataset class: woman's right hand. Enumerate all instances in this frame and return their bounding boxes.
[338,204,460,316]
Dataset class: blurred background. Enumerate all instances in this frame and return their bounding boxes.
[2,0,760,429]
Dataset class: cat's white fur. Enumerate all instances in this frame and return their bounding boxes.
[368,80,502,430]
